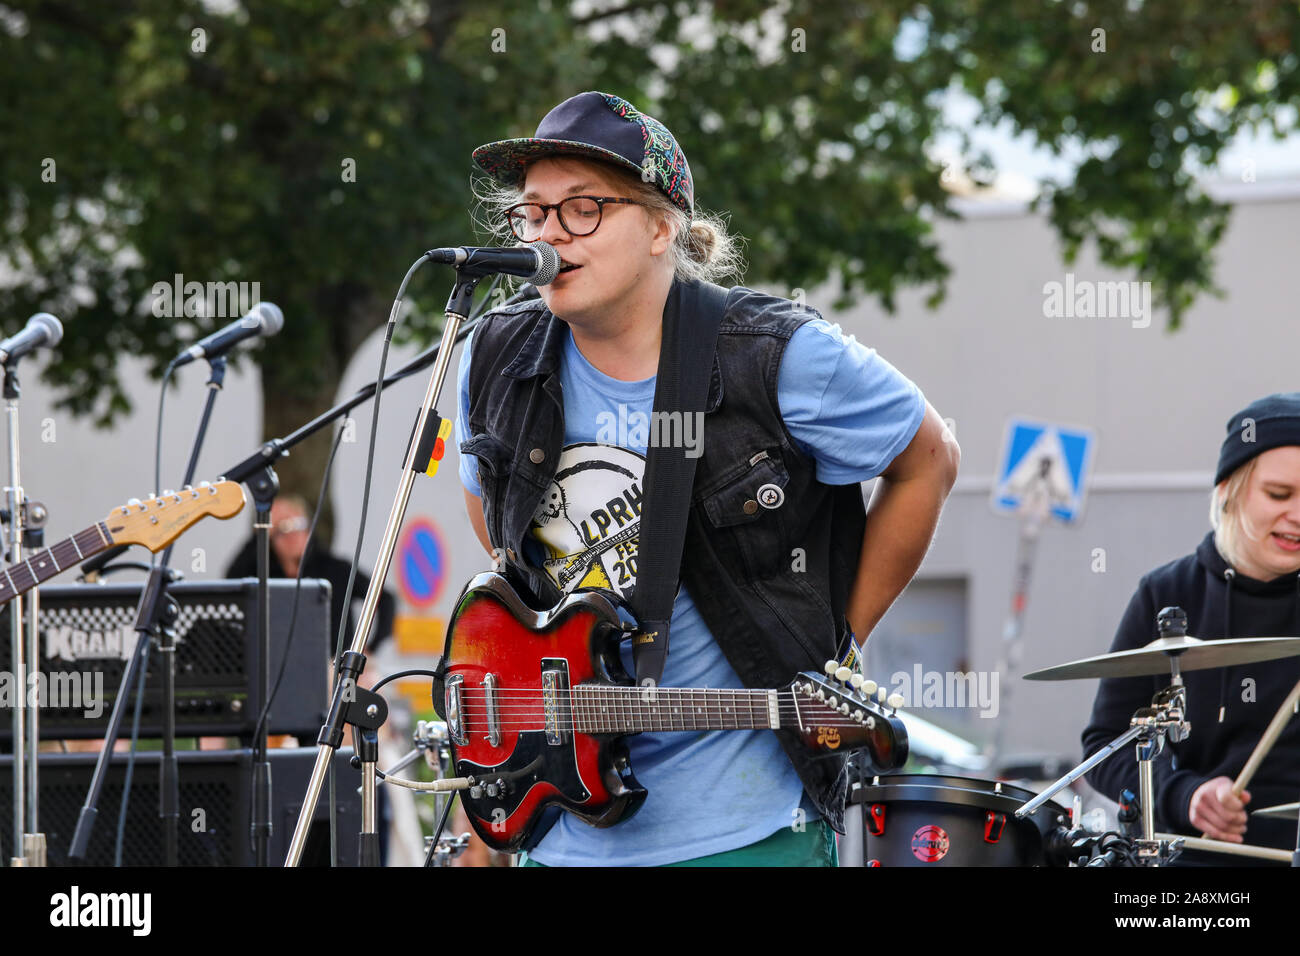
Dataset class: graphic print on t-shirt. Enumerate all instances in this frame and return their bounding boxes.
[532,442,645,598]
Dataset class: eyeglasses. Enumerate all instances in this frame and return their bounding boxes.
[504,195,643,242]
[273,516,309,536]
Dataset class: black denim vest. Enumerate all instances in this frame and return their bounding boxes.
[460,279,867,831]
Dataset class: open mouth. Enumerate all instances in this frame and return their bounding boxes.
[1272,532,1300,550]
[558,261,582,274]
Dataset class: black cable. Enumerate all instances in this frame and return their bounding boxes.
[326,255,434,866]
[245,421,347,855]
[370,668,440,694]
[153,362,177,519]
[113,640,151,866]
[424,789,456,868]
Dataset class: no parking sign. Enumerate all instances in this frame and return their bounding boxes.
[396,518,447,609]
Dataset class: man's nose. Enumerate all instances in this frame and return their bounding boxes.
[538,205,569,245]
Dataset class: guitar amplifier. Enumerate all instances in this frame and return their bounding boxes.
[0,747,360,866]
[0,578,331,741]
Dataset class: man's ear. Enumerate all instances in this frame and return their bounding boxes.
[649,212,676,256]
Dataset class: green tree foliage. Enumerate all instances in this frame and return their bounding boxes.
[0,1,1296,498]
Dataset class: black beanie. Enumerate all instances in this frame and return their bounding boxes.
[1215,392,1300,486]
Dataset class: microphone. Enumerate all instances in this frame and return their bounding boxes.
[425,241,560,285]
[0,312,63,365]
[171,302,284,369]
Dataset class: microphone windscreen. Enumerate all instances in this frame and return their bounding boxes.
[528,241,561,286]
[30,312,63,346]
[250,302,284,337]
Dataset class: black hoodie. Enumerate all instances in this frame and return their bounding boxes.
[1081,531,1300,851]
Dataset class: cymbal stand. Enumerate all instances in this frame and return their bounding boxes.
[1017,676,1190,866]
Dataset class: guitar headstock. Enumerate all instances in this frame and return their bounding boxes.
[102,480,246,552]
[790,662,909,772]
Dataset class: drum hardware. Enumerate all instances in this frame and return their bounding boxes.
[1018,606,1300,865]
[371,720,472,866]
[423,831,472,866]
[1153,833,1292,863]
[1252,801,1300,820]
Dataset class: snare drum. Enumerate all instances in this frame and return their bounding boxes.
[851,774,1069,867]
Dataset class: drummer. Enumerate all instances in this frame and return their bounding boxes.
[1081,392,1300,859]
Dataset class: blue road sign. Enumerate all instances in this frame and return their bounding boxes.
[992,418,1096,523]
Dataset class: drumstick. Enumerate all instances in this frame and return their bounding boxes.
[1233,675,1300,794]
[1197,675,1300,839]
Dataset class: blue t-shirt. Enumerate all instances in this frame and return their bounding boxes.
[456,312,925,866]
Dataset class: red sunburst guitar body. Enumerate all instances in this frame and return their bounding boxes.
[436,572,907,852]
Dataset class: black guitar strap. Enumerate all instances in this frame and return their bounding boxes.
[629,278,729,687]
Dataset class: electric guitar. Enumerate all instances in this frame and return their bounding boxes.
[0,480,246,607]
[436,571,908,852]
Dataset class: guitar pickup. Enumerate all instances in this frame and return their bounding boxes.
[540,659,570,746]
[445,674,467,746]
[482,672,500,747]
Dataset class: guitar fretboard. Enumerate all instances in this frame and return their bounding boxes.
[0,523,111,605]
[571,685,779,734]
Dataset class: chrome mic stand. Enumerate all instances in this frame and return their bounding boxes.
[285,260,479,865]
[4,359,46,866]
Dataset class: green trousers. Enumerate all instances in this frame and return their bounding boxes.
[519,820,838,867]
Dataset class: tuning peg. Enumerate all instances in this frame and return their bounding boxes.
[834,666,853,684]
[861,680,877,697]
[852,709,864,723]
[827,695,839,709]
[887,693,904,711]
[876,688,886,704]
[823,660,838,676]
[839,703,850,715]
[849,674,865,690]
[128,497,145,511]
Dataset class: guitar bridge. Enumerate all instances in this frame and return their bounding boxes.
[540,658,571,747]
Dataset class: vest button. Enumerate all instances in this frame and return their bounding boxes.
[742,498,758,515]
[529,448,545,464]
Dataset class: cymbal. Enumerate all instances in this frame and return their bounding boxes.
[1252,802,1300,821]
[1024,635,1300,681]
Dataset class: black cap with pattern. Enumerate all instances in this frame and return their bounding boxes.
[472,91,693,217]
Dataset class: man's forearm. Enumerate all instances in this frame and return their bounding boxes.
[845,472,954,642]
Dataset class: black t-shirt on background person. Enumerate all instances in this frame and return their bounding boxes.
[224,539,396,660]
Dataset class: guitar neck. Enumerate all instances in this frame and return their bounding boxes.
[572,685,782,734]
[0,522,112,605]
